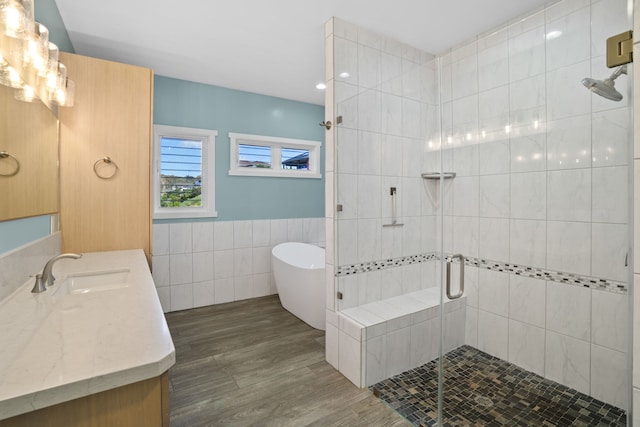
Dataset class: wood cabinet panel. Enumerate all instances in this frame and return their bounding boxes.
[59,53,152,261]
[0,372,169,427]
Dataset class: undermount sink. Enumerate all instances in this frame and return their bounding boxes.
[53,269,131,298]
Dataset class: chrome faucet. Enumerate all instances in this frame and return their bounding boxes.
[31,253,83,293]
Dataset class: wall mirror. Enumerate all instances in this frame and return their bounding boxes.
[0,81,59,221]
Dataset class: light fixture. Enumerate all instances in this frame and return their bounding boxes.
[0,0,74,107]
[315,82,326,90]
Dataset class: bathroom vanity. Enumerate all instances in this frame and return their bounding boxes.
[0,250,175,426]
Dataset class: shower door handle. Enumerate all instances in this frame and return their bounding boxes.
[446,254,465,300]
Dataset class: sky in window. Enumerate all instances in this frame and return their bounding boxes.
[161,137,202,177]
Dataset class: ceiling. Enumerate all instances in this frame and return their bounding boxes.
[54,0,550,106]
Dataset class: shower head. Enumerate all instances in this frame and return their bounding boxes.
[581,65,627,102]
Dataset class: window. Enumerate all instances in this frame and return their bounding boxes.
[229,132,321,179]
[153,125,217,219]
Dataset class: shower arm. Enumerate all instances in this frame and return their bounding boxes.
[610,65,627,80]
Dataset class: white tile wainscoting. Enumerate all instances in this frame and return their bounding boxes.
[152,218,325,312]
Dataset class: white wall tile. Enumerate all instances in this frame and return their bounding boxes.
[152,255,170,287]
[590,344,627,409]
[478,269,509,316]
[591,0,628,58]
[479,86,509,133]
[192,251,214,282]
[465,307,478,347]
[234,275,253,301]
[169,223,192,254]
[479,174,510,218]
[545,7,590,71]
[357,219,381,263]
[478,218,509,262]
[510,130,546,173]
[233,220,253,248]
[509,74,545,126]
[508,319,545,376]
[337,219,358,265]
[591,223,628,282]
[451,55,478,100]
[546,115,591,171]
[591,289,627,353]
[592,108,629,168]
[270,219,288,246]
[214,249,234,279]
[546,281,591,340]
[511,172,546,220]
[546,60,591,121]
[592,166,628,224]
[509,26,545,82]
[478,141,510,175]
[170,253,193,285]
[510,220,546,268]
[386,326,411,377]
[339,329,362,387]
[170,283,193,311]
[366,334,387,386]
[326,322,339,369]
[546,221,591,276]
[192,222,214,252]
[545,331,590,395]
[193,280,215,308]
[252,246,271,274]
[547,169,591,222]
[477,310,508,360]
[478,36,509,91]
[152,223,169,256]
[233,248,253,277]
[214,278,234,304]
[214,221,234,250]
[252,220,271,247]
[287,218,304,242]
[509,275,546,328]
[453,176,479,217]
[452,216,479,258]
[252,273,272,298]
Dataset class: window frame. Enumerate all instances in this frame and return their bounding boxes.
[228,132,322,179]
[153,125,218,219]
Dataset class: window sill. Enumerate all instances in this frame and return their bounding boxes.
[228,169,322,179]
[153,209,218,220]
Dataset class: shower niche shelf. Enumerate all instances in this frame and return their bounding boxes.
[421,172,456,180]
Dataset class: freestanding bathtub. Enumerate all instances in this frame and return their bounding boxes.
[272,242,325,330]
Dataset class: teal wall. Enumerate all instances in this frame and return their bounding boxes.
[0,215,51,254]
[154,76,325,223]
[35,0,74,53]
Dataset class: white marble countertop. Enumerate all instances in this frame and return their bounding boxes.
[0,249,175,420]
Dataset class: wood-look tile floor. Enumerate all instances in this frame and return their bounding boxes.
[165,295,409,427]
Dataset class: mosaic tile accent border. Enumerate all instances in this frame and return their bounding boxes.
[371,345,626,426]
[336,253,627,294]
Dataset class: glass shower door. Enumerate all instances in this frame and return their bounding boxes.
[436,0,633,425]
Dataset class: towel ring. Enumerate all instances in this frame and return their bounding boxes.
[0,151,20,177]
[93,156,119,179]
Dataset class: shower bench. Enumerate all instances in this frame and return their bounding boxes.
[337,287,466,387]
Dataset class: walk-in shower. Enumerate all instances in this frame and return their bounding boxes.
[326,0,633,424]
[582,65,627,101]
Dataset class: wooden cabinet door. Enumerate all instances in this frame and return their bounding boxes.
[59,53,152,261]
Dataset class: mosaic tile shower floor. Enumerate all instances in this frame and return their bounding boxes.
[371,346,626,426]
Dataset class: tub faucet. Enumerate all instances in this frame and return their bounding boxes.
[31,253,83,293]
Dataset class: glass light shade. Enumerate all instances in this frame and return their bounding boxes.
[50,77,74,107]
[14,83,37,101]
[0,0,26,37]
[0,65,22,88]
[46,61,65,90]
[22,22,48,76]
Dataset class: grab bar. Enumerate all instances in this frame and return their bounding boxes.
[446,254,465,300]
